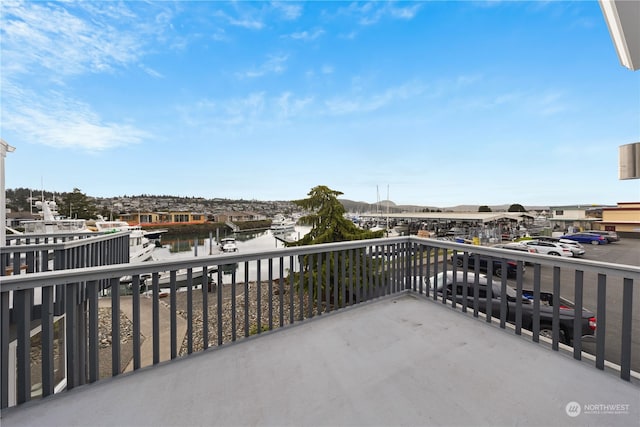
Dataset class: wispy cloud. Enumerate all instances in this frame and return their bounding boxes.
[287,28,325,41]
[237,54,289,78]
[341,1,422,26]
[178,91,315,131]
[0,1,167,78]
[271,2,303,20]
[276,92,314,119]
[321,65,334,74]
[139,65,164,79]
[0,1,163,151]
[533,91,568,116]
[215,10,264,30]
[2,82,149,151]
[228,17,264,30]
[324,81,426,115]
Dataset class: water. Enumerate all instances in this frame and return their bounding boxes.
[152,226,312,286]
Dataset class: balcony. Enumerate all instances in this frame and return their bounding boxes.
[1,236,638,425]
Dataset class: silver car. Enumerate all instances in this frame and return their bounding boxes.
[520,239,574,257]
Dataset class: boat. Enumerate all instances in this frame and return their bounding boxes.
[90,217,156,263]
[270,214,296,234]
[219,237,238,253]
[19,200,92,234]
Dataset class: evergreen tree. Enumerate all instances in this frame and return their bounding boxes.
[58,188,98,219]
[286,185,385,307]
[478,205,492,212]
[287,185,384,246]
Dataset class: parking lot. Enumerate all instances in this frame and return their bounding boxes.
[530,237,640,372]
[433,237,639,373]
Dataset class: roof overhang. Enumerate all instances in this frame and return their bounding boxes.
[599,0,640,71]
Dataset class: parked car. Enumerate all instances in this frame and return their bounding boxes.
[450,252,521,278]
[560,232,609,245]
[520,239,574,256]
[493,242,538,254]
[429,271,597,345]
[526,236,586,257]
[583,230,620,243]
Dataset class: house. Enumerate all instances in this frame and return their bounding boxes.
[598,202,640,237]
[119,211,208,225]
[547,205,608,232]
[213,211,267,223]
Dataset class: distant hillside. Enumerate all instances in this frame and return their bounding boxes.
[339,199,549,213]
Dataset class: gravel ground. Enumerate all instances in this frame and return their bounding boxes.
[173,280,313,355]
[98,307,137,379]
[97,280,316,378]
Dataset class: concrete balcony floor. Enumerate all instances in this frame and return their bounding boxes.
[2,294,638,426]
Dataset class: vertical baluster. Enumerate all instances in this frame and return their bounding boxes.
[257,260,262,332]
[201,267,209,350]
[15,289,31,403]
[515,262,524,336]
[217,268,223,346]
[499,261,507,329]
[41,284,54,396]
[277,256,284,327]
[244,262,250,337]
[110,277,121,376]
[1,290,10,409]
[486,258,493,323]
[289,256,295,322]
[65,283,78,390]
[316,253,322,313]
[340,250,346,309]
[87,280,99,382]
[620,278,633,381]
[170,270,177,360]
[532,264,541,342]
[132,275,141,369]
[461,252,469,313]
[152,273,159,365]
[231,267,237,341]
[573,271,584,359]
[268,258,274,328]
[552,266,561,350]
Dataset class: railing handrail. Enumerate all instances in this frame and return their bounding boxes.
[2,233,637,411]
[1,236,638,292]
[1,231,132,254]
[410,237,640,279]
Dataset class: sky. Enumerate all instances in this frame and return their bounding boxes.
[1,0,639,208]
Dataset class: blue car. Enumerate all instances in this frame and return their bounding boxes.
[560,232,609,245]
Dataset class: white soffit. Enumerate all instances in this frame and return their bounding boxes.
[599,0,640,71]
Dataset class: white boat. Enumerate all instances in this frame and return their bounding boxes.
[219,237,238,253]
[20,200,92,234]
[90,217,156,263]
[270,214,296,234]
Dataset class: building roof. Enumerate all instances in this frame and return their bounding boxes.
[362,212,534,223]
[599,0,640,71]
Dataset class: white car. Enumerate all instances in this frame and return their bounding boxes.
[520,239,574,257]
[526,236,586,257]
[558,240,585,257]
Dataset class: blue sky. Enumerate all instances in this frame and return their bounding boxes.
[1,1,638,207]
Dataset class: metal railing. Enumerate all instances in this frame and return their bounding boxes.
[1,236,637,409]
[2,231,130,274]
